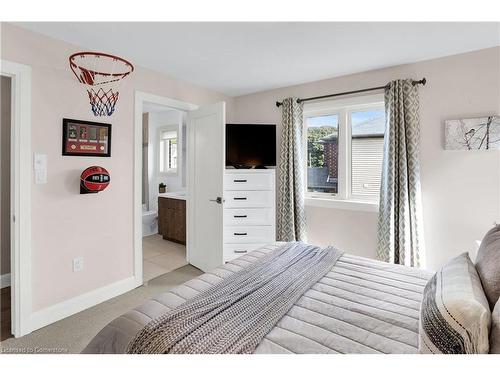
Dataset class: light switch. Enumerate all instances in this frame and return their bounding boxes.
[73,257,84,272]
[34,153,47,184]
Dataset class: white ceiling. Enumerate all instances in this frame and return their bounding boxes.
[16,22,500,96]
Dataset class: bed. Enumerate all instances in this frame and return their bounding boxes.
[83,243,433,354]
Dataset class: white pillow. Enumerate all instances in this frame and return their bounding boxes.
[419,253,491,354]
[491,298,500,354]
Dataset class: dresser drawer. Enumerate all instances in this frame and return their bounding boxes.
[224,226,274,244]
[224,191,273,208]
[224,208,274,226]
[224,172,274,191]
[224,243,266,262]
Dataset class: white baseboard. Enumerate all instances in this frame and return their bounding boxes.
[0,273,11,288]
[29,276,141,334]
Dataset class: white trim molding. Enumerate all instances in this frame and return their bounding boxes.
[0,273,11,288]
[1,59,32,337]
[29,276,137,333]
[134,91,197,286]
[305,197,379,213]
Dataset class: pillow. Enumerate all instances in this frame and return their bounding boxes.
[491,298,500,354]
[475,225,500,309]
[419,253,491,354]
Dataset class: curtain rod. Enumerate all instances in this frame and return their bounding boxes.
[275,78,427,108]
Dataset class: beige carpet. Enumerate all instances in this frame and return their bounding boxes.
[0,265,202,354]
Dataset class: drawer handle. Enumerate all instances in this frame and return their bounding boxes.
[234,232,247,236]
[233,179,247,183]
[234,215,247,218]
[234,250,248,254]
[233,197,247,200]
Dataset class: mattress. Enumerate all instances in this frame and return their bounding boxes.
[83,243,433,354]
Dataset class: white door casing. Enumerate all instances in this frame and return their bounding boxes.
[134,91,197,285]
[187,102,225,271]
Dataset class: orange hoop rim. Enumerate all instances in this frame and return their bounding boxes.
[69,51,134,81]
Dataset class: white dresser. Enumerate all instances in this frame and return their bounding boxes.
[223,169,276,262]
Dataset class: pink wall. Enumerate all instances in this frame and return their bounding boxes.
[1,21,499,315]
[1,23,235,311]
[233,47,500,270]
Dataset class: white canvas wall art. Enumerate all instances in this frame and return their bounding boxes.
[445,116,500,150]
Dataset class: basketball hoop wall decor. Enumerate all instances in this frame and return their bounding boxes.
[80,166,110,194]
[69,52,134,116]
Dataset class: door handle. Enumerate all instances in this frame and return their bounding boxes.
[233,197,247,200]
[233,179,247,183]
[234,232,247,236]
[234,215,247,218]
[209,197,223,204]
[234,250,248,254]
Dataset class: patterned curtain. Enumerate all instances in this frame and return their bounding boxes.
[277,98,307,242]
[376,80,425,267]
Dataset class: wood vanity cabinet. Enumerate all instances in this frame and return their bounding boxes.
[158,197,186,245]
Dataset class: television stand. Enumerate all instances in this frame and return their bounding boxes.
[223,169,276,263]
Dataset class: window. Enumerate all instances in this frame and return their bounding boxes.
[306,115,339,194]
[304,94,385,205]
[350,109,385,199]
[159,129,178,174]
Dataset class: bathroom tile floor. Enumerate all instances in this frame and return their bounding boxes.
[143,235,187,283]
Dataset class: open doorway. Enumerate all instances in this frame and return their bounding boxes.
[0,60,31,338]
[141,101,189,283]
[0,75,12,341]
[134,93,227,280]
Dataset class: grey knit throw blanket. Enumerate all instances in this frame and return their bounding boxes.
[127,242,343,354]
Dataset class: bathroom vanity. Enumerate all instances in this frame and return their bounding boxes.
[158,193,186,244]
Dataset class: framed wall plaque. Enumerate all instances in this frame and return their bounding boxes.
[445,116,500,150]
[62,118,112,157]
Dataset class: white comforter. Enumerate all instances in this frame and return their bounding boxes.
[83,243,433,354]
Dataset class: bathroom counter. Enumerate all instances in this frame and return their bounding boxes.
[158,191,187,201]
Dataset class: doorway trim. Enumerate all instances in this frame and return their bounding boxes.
[1,59,32,337]
[133,91,197,285]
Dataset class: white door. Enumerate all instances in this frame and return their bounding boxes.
[187,102,225,271]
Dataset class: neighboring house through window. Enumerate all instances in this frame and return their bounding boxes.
[304,94,385,207]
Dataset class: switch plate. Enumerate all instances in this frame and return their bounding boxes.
[73,257,84,272]
[34,153,47,184]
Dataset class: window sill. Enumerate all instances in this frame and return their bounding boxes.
[305,197,379,213]
[159,171,178,177]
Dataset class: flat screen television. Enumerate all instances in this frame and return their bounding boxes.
[226,124,276,168]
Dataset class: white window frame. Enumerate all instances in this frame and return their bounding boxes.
[158,125,178,176]
[303,93,385,212]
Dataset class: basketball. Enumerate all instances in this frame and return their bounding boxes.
[80,166,110,194]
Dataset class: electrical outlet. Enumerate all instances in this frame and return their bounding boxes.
[73,257,84,272]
